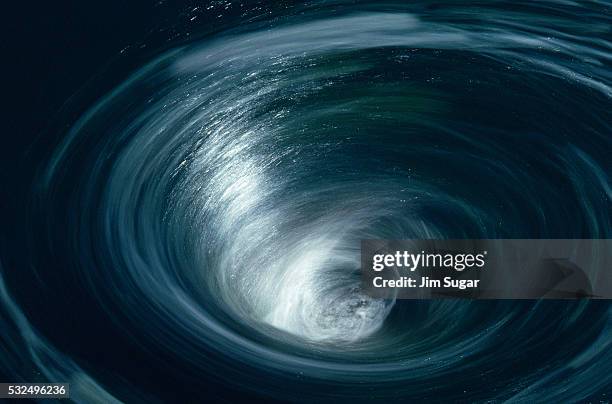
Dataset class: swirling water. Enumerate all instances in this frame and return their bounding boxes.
[1,1,611,402]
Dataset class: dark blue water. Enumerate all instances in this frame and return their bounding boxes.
[1,1,611,402]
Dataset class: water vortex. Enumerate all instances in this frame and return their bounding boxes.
[2,1,611,402]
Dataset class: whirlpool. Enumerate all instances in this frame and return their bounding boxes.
[1,1,611,402]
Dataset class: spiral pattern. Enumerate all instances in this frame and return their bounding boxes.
[2,1,611,402]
